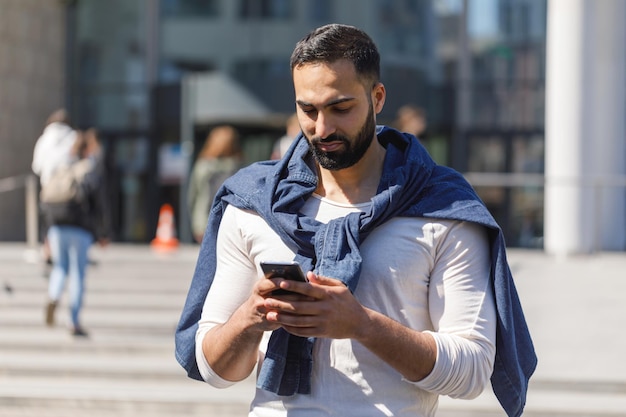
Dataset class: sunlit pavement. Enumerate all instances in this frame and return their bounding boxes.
[1,243,625,416]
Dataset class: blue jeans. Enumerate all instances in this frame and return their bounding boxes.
[47,225,93,328]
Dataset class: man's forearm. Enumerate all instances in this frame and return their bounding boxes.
[202,306,265,382]
[355,307,437,382]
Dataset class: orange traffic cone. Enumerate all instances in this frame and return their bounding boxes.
[151,204,179,252]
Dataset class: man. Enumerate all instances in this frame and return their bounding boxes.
[176,24,536,417]
[393,104,428,140]
[270,112,301,160]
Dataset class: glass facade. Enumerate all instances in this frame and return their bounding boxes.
[161,0,219,17]
[66,0,547,246]
[462,0,546,247]
[238,0,293,19]
[69,0,151,130]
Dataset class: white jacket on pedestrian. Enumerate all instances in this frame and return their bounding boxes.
[32,122,77,186]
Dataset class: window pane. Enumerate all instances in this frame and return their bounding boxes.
[308,0,331,21]
[239,0,292,19]
[161,0,218,17]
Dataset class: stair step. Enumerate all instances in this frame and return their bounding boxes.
[0,375,253,417]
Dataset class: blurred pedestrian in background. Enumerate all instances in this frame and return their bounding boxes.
[32,109,78,187]
[41,129,111,337]
[270,112,301,160]
[31,109,78,272]
[83,128,107,178]
[393,104,427,139]
[187,125,242,243]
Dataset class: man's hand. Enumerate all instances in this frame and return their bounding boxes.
[229,276,288,334]
[263,271,368,340]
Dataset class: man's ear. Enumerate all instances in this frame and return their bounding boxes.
[372,82,386,114]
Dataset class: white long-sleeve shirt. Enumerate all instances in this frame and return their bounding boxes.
[196,194,496,417]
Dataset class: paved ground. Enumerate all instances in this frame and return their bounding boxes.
[1,242,626,416]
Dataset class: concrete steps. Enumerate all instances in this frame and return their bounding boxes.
[4,244,626,416]
[0,244,254,417]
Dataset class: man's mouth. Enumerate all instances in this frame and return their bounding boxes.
[316,141,343,152]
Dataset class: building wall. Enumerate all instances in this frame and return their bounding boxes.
[0,0,66,240]
[2,0,553,246]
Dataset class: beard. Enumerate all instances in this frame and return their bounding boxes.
[307,105,377,171]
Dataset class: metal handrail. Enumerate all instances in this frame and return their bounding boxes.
[463,172,545,187]
[5,171,623,251]
[463,171,626,252]
[0,174,39,248]
[0,174,27,193]
[463,172,626,188]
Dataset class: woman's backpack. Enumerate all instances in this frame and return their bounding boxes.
[40,159,95,225]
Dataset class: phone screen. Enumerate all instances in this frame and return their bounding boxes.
[260,261,307,282]
[260,261,307,295]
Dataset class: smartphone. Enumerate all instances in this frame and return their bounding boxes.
[260,261,308,295]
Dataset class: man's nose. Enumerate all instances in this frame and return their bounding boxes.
[314,112,336,139]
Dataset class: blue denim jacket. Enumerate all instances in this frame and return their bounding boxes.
[175,126,537,417]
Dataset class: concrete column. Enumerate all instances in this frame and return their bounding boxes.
[590,1,626,251]
[544,0,626,254]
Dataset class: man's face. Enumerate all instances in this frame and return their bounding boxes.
[292,60,384,171]
[308,103,376,170]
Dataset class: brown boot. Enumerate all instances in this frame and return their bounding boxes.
[45,301,57,327]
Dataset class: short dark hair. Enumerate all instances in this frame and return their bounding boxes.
[290,24,380,87]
